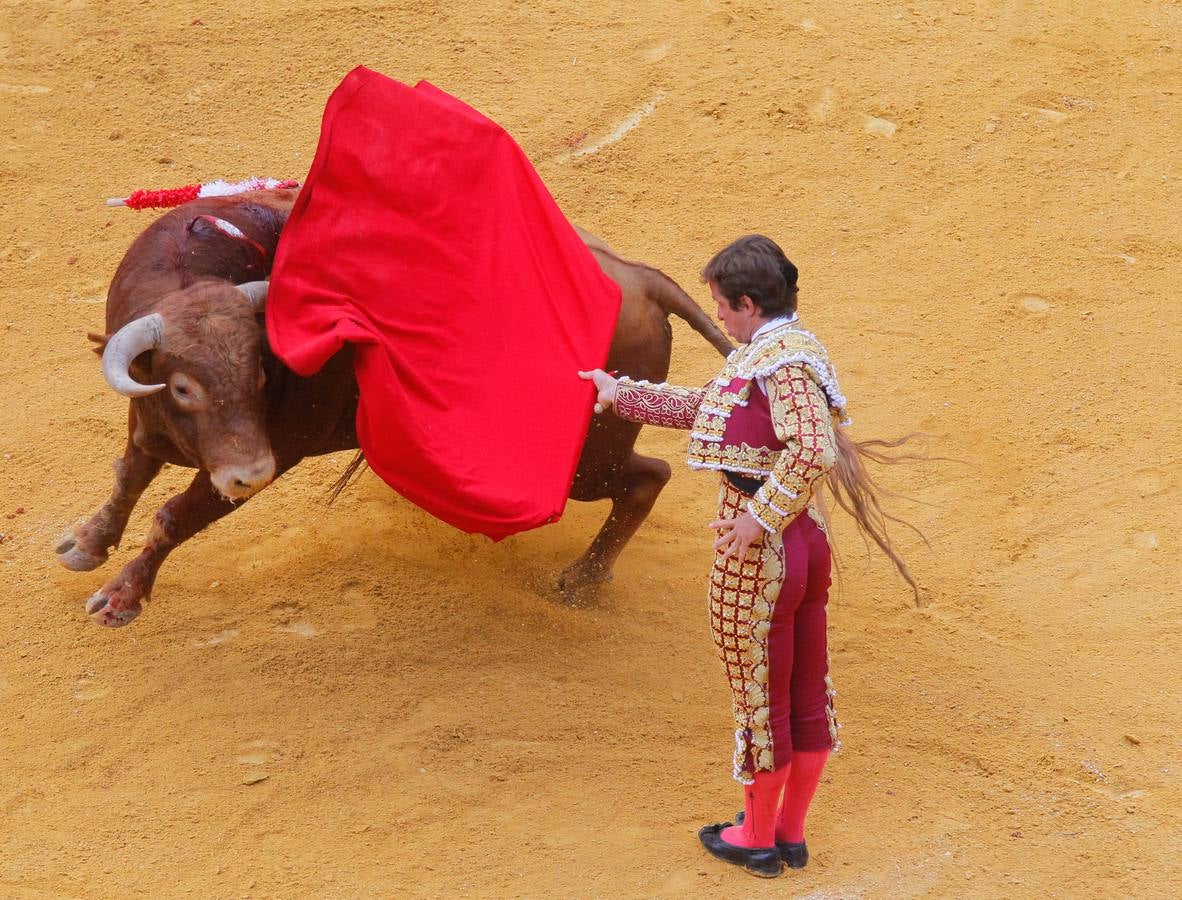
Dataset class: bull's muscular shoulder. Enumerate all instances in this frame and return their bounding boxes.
[108,192,296,321]
[207,189,296,236]
[199,192,293,258]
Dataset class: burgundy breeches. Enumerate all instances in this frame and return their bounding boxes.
[709,479,837,783]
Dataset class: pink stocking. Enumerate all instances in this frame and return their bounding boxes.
[776,749,829,843]
[720,766,789,848]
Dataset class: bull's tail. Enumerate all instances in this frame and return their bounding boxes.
[646,269,733,356]
[824,427,932,605]
[575,225,732,357]
[327,450,368,505]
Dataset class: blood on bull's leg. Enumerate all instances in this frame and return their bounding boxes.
[56,436,163,572]
[85,465,286,628]
[558,451,671,600]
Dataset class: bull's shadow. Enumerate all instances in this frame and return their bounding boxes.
[117,454,636,628]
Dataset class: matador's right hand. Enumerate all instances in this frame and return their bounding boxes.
[577,369,619,414]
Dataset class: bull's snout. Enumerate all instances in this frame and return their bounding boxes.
[211,455,276,500]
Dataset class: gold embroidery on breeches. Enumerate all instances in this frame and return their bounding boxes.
[709,480,786,784]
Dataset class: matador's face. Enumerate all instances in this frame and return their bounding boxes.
[710,281,764,343]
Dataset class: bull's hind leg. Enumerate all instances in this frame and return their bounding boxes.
[86,469,245,627]
[559,452,671,600]
[56,437,163,572]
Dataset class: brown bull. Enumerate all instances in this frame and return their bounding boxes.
[58,189,731,626]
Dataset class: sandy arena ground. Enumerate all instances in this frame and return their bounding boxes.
[2,1,1180,896]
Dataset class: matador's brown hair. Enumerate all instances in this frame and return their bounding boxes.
[701,234,798,318]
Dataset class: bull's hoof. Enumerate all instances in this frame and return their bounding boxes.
[56,533,109,572]
[86,589,142,628]
[557,562,613,603]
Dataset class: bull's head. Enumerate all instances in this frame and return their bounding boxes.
[101,280,276,501]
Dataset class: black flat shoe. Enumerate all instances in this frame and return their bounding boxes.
[778,840,808,869]
[697,822,783,878]
[732,811,810,868]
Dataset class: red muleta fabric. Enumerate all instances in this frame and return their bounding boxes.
[267,67,621,539]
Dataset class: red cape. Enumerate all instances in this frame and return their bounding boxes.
[267,67,621,539]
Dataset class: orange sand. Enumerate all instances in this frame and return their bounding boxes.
[1,1,1179,896]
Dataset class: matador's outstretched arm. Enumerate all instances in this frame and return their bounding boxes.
[612,377,704,430]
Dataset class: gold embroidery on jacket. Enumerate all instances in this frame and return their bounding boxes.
[686,322,847,478]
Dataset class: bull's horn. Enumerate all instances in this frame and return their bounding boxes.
[237,280,269,313]
[101,313,166,397]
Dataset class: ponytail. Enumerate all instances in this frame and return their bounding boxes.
[779,259,799,315]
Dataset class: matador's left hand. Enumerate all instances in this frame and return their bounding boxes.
[710,512,767,563]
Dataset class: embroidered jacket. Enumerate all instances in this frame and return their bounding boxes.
[614,321,845,533]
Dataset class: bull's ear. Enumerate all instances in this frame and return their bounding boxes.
[87,331,110,356]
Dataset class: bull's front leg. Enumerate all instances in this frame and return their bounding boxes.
[57,437,164,572]
[86,469,241,627]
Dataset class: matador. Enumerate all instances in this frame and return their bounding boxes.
[581,234,855,878]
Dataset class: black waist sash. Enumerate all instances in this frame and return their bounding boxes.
[724,471,766,496]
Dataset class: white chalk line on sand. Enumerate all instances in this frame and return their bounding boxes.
[555,90,667,163]
[0,83,50,95]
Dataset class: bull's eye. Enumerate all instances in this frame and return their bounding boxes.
[170,377,200,407]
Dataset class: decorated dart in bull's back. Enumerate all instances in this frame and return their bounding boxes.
[107,176,300,210]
